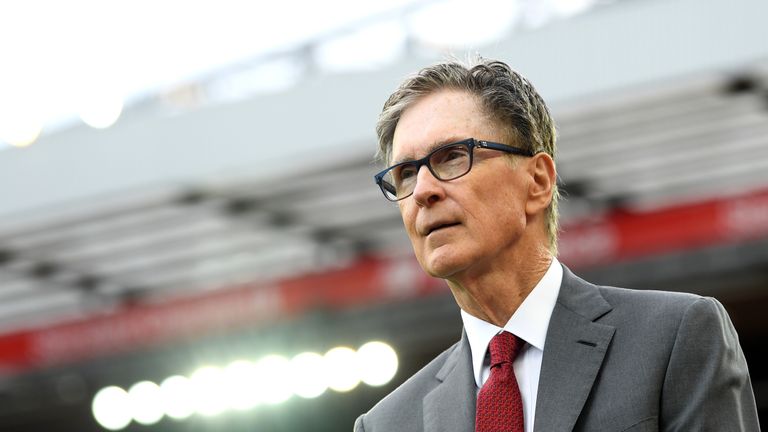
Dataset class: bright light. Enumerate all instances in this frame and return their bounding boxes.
[0,80,43,148]
[207,58,304,101]
[189,366,228,417]
[159,375,195,420]
[0,110,42,147]
[93,339,396,428]
[314,20,406,72]
[78,89,123,129]
[357,341,399,386]
[92,386,132,431]
[408,0,520,48]
[127,381,163,425]
[553,0,597,17]
[223,360,262,410]
[289,352,327,399]
[255,355,292,405]
[324,347,360,392]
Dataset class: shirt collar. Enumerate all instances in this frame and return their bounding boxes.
[460,257,563,388]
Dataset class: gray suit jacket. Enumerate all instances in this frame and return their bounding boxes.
[354,265,760,431]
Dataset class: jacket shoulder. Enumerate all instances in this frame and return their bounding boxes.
[595,283,715,331]
[357,339,462,431]
[597,284,704,309]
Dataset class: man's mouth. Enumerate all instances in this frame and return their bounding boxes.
[427,222,460,235]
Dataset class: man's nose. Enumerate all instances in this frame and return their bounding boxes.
[411,165,445,206]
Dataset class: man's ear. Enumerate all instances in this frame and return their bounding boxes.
[525,153,556,216]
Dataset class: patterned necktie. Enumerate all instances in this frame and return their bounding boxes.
[475,331,524,432]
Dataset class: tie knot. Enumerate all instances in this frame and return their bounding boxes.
[488,332,522,368]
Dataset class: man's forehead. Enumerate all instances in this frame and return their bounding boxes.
[391,135,466,165]
[389,89,494,165]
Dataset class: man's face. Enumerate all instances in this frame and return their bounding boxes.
[391,90,532,280]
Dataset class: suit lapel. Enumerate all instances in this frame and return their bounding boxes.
[534,266,615,432]
[424,331,476,432]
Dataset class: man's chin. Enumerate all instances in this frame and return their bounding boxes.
[420,251,466,279]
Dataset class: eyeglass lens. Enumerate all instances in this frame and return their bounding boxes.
[382,143,472,200]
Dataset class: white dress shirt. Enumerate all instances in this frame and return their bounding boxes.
[460,257,562,432]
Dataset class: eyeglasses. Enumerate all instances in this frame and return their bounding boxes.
[374,138,534,201]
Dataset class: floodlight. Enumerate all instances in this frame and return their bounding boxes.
[223,359,262,410]
[78,89,123,129]
[159,375,195,420]
[289,352,327,399]
[324,346,360,392]
[190,366,228,417]
[127,381,163,425]
[357,341,398,386]
[255,355,292,404]
[92,386,131,431]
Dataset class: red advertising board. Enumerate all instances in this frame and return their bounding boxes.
[1,187,767,374]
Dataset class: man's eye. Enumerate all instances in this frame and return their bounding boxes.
[445,150,467,161]
[435,148,468,164]
[398,166,417,180]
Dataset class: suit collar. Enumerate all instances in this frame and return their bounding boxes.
[424,330,476,432]
[461,257,563,388]
[533,264,615,431]
[423,265,615,432]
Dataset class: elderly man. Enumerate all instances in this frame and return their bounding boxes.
[355,59,759,431]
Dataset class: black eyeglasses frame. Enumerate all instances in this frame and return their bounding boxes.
[374,138,535,202]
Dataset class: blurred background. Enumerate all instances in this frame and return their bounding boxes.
[1,0,767,430]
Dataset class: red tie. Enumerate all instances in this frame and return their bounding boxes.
[475,331,524,432]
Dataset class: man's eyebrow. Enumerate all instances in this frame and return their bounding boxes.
[391,137,466,165]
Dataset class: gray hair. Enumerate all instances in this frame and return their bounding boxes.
[375,57,560,255]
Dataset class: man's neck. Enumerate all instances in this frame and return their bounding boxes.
[447,247,553,327]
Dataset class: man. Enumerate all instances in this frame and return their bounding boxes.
[355,58,760,431]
